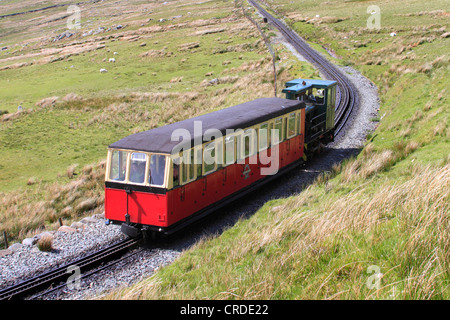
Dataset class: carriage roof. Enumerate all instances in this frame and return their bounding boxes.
[109,97,304,154]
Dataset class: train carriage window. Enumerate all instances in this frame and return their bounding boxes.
[216,138,224,169]
[181,150,190,184]
[316,89,325,104]
[181,149,195,185]
[129,152,147,184]
[195,146,202,178]
[110,150,127,182]
[203,141,216,174]
[225,135,235,166]
[244,128,257,157]
[259,123,268,151]
[305,88,325,105]
[273,117,283,145]
[283,117,287,141]
[268,122,274,147]
[149,154,166,186]
[236,131,244,162]
[298,112,303,135]
[287,112,296,138]
[172,162,180,188]
[189,150,195,180]
[181,153,188,184]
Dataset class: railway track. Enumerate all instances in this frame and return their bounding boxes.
[0,237,139,300]
[1,2,360,301]
[248,0,359,136]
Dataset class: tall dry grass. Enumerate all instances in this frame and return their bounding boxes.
[105,162,449,300]
[340,141,422,183]
[0,160,106,246]
[85,56,283,131]
[0,52,289,248]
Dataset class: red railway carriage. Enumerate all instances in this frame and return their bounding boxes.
[105,97,306,238]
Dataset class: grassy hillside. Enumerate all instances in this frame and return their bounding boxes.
[0,0,314,245]
[105,0,449,299]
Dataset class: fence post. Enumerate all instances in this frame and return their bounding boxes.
[239,1,277,97]
[3,231,8,249]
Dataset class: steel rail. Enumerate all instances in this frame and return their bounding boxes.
[1,2,359,301]
[31,245,146,299]
[0,237,139,300]
[248,0,359,136]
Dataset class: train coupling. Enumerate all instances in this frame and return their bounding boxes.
[121,223,141,238]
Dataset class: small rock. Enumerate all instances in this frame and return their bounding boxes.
[8,243,23,252]
[139,42,147,47]
[58,226,77,233]
[270,206,282,213]
[22,237,37,246]
[100,68,108,73]
[71,221,87,229]
[36,231,54,240]
[93,213,105,219]
[80,216,98,224]
[0,249,12,257]
[53,31,74,42]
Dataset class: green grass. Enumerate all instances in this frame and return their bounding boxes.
[1,0,448,300]
[107,160,449,300]
[0,0,266,191]
[0,25,261,112]
[1,0,311,245]
[104,0,449,300]
[0,100,122,190]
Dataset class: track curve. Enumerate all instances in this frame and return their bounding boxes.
[1,2,361,300]
[248,0,359,136]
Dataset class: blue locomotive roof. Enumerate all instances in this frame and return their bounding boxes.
[283,79,337,94]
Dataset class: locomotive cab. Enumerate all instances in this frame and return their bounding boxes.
[282,79,337,158]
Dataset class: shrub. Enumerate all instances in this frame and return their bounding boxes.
[37,234,54,252]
